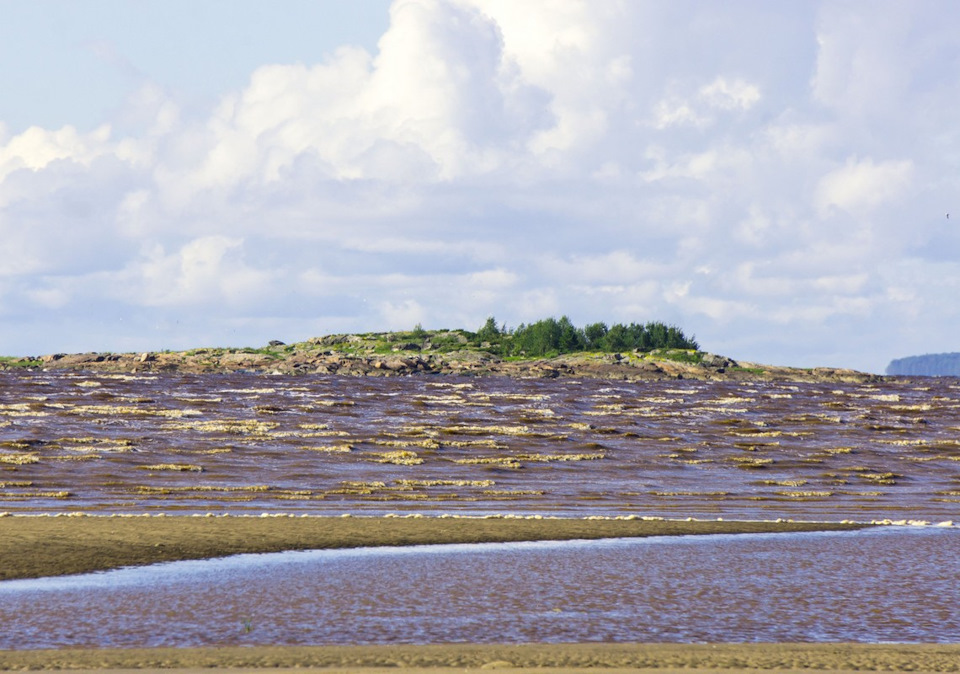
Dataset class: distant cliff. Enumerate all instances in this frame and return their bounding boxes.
[886,352,960,376]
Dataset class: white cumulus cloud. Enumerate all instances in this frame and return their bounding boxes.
[815,157,914,216]
[1,0,960,373]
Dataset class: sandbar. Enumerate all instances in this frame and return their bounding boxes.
[0,514,866,581]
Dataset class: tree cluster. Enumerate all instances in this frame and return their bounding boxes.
[473,316,699,357]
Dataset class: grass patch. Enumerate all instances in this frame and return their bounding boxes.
[730,366,766,375]
[0,357,42,369]
[649,349,703,365]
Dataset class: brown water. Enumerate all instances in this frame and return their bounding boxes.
[1,527,958,647]
[2,371,960,521]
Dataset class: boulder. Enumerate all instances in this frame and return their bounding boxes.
[701,353,738,369]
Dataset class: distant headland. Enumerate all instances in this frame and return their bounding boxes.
[1,316,881,384]
[887,352,960,376]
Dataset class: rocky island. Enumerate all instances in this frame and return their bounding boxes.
[3,324,879,384]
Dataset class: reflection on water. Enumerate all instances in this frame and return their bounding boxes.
[2,372,960,520]
[1,527,958,648]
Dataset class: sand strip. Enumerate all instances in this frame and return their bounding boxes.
[0,515,866,581]
[2,643,960,671]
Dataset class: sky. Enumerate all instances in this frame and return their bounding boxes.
[1,0,958,373]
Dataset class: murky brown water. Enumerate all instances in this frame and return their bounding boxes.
[1,527,957,647]
[2,371,960,521]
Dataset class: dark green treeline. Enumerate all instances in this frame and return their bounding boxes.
[472,316,699,358]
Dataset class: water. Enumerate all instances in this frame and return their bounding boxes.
[1,527,957,648]
[2,371,960,520]
[5,373,958,649]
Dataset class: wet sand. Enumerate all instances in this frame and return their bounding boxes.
[3,643,960,672]
[0,514,866,581]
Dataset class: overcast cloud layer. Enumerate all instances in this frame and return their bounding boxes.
[2,0,959,372]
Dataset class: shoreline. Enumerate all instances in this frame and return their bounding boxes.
[3,643,960,671]
[0,514,867,581]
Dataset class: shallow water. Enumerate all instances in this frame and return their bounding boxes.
[2,371,960,520]
[1,527,957,648]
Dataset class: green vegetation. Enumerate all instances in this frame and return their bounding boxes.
[320,329,472,356]
[237,346,286,359]
[731,366,765,375]
[0,356,42,369]
[301,317,699,362]
[649,348,703,365]
[183,346,287,360]
[468,316,699,357]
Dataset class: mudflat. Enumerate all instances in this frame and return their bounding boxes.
[2,643,959,671]
[0,514,866,581]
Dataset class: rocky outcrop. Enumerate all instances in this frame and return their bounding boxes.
[3,333,883,384]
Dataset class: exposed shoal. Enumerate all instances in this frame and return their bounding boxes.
[2,643,959,672]
[0,514,867,581]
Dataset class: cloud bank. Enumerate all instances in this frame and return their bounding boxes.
[2,0,959,372]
